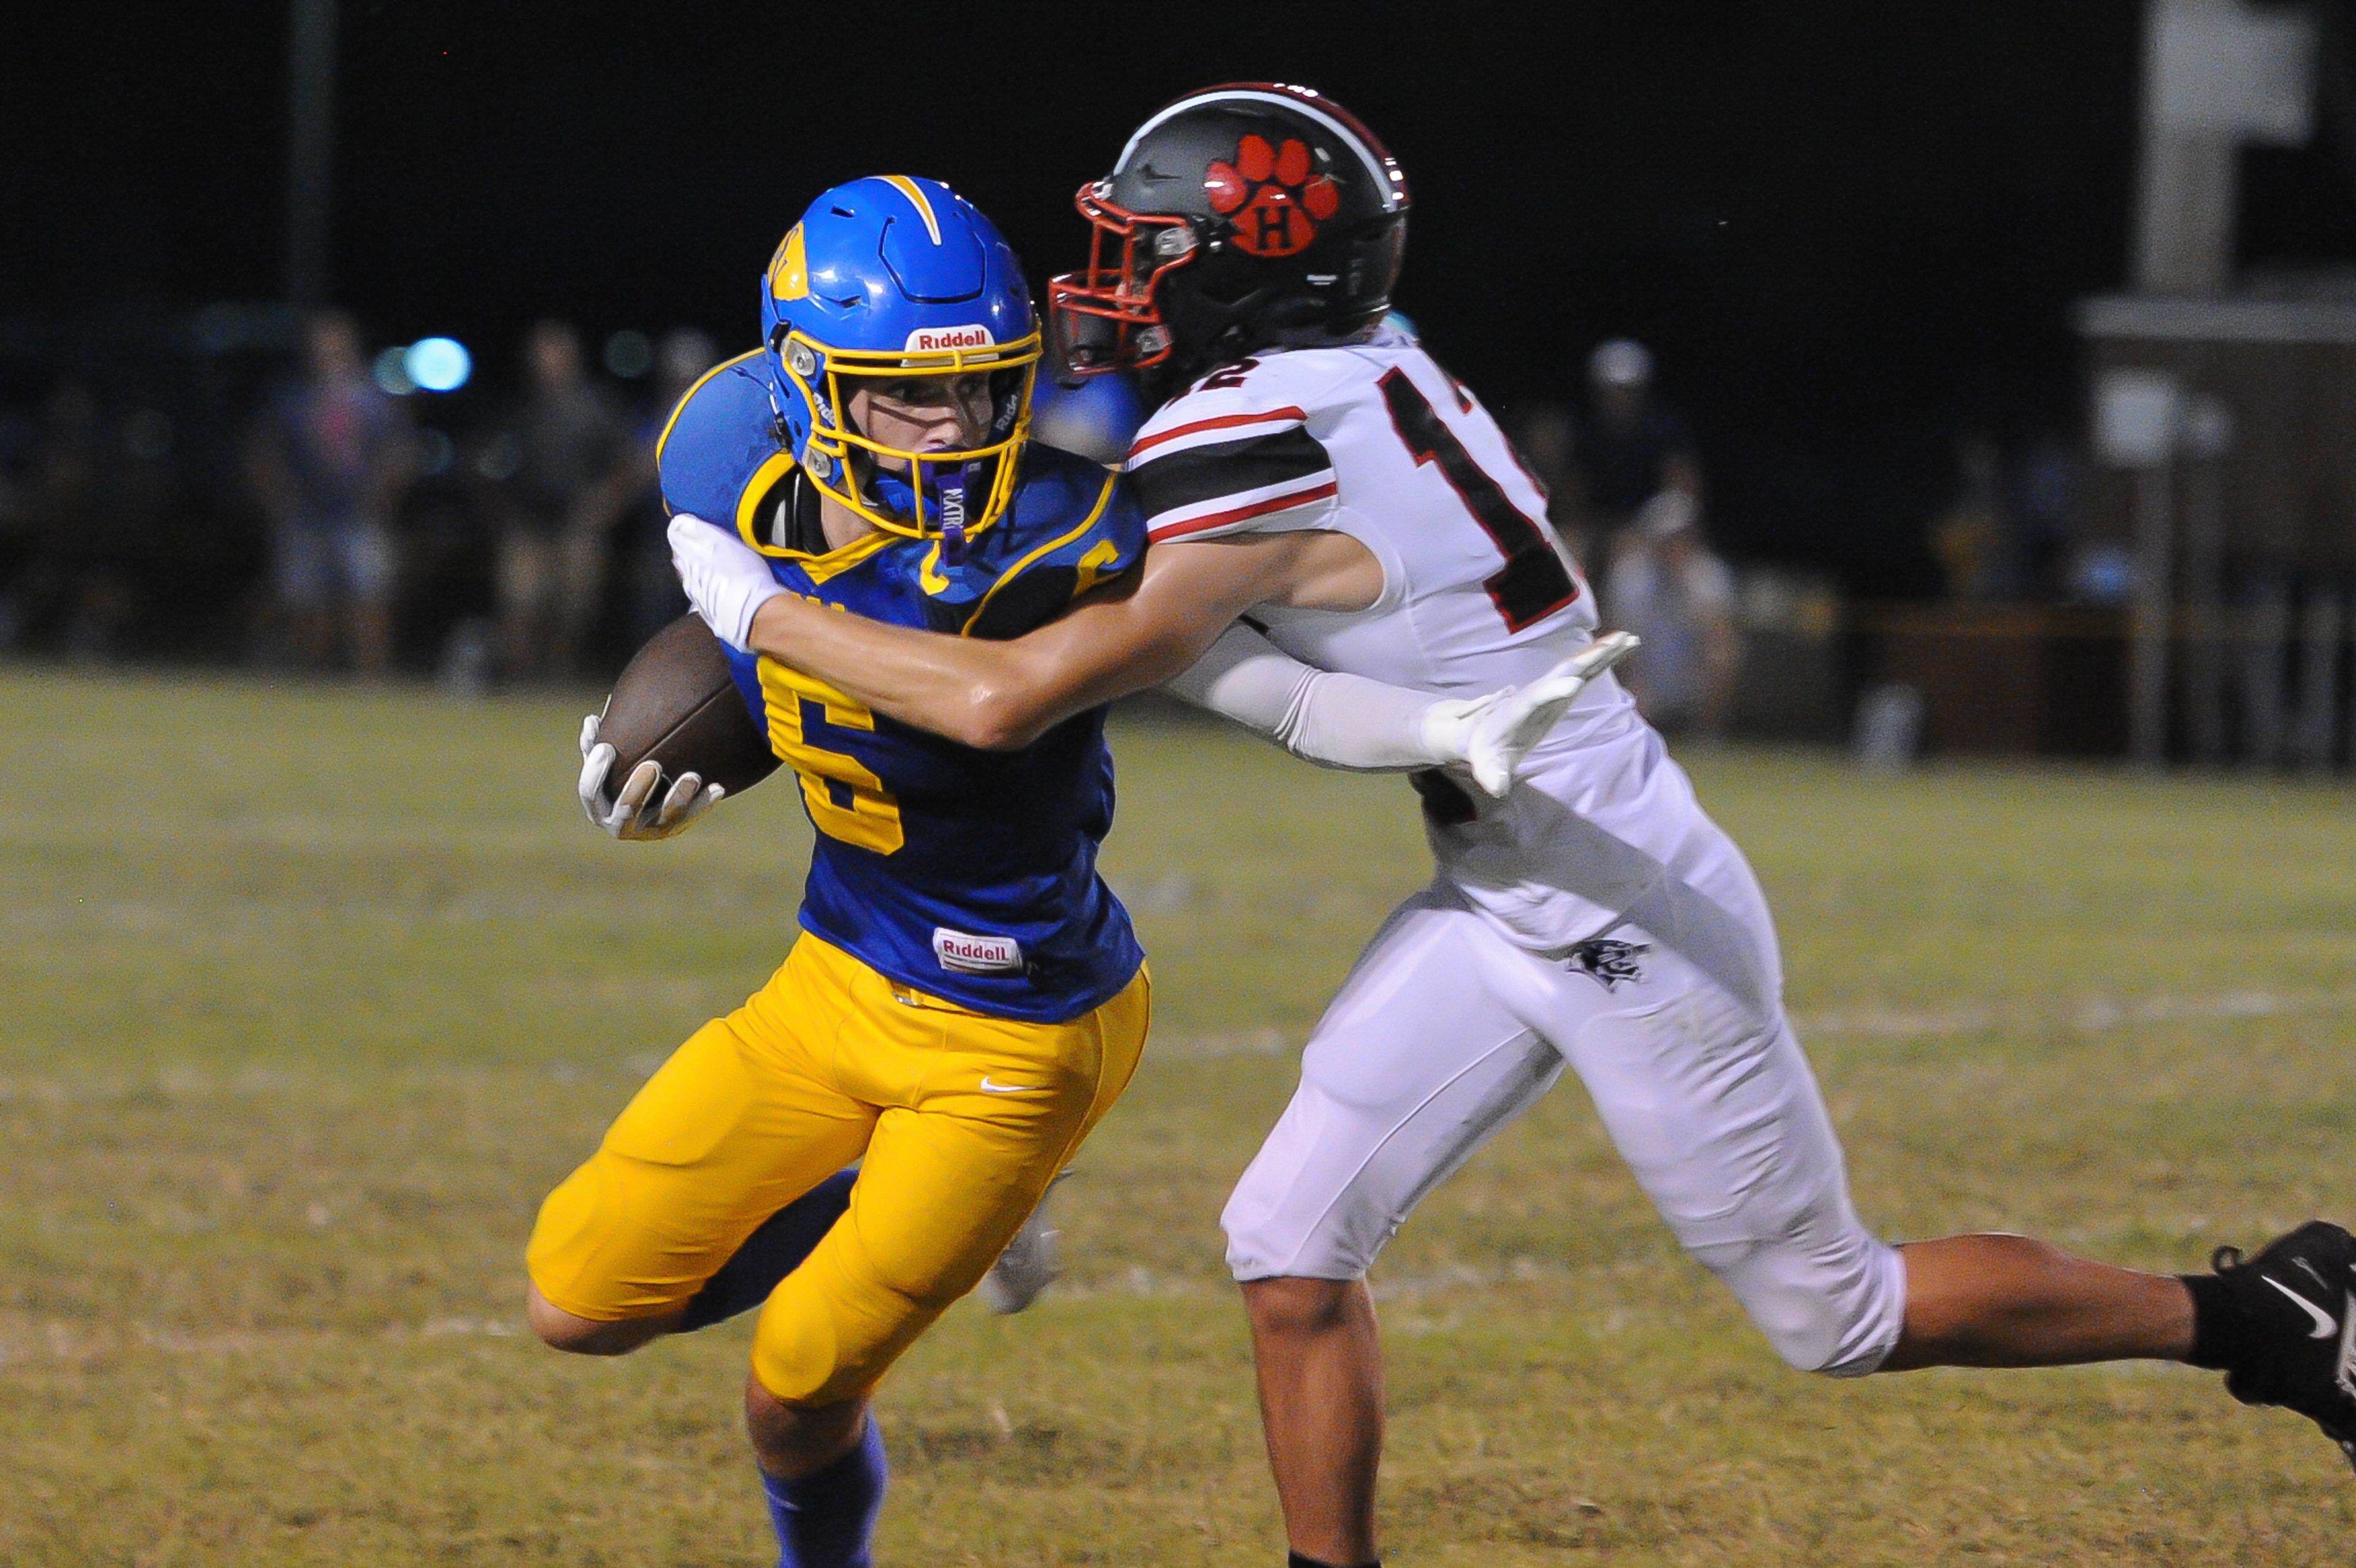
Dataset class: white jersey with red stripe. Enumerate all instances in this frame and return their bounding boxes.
[1126,328,1763,959]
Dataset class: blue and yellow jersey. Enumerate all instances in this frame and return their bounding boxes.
[658,352,1145,1023]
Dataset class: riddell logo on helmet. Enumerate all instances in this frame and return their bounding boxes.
[1206,135,1341,258]
[905,325,995,353]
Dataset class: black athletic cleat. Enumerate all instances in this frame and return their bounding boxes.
[2207,1220,2356,1474]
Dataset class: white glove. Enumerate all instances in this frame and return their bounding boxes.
[577,710,725,840]
[1419,631,1641,797]
[668,513,786,651]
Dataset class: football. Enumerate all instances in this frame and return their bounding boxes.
[596,612,780,797]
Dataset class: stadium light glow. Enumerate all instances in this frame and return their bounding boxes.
[404,337,472,393]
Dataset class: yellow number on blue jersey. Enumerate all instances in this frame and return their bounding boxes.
[757,661,905,855]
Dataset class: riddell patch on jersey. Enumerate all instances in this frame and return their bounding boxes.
[934,928,1024,974]
[906,325,995,354]
[1567,939,1649,991]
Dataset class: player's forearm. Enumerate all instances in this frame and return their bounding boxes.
[743,592,1082,751]
[1166,621,1450,772]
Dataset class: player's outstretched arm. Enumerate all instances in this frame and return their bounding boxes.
[672,514,1636,780]
[1171,623,1639,796]
[673,513,1299,750]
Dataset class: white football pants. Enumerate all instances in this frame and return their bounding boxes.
[1221,863,1907,1377]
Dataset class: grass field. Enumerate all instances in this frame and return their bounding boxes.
[4,666,2354,1566]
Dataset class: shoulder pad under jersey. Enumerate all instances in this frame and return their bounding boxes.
[1123,352,1349,544]
[656,350,788,529]
[957,444,1143,640]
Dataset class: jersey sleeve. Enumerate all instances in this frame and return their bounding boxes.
[1122,374,1339,545]
[654,351,783,528]
[1165,621,1451,772]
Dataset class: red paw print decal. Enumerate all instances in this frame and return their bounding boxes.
[1205,135,1340,258]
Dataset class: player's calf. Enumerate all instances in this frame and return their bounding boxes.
[1241,1277,1385,1568]
[747,1379,886,1568]
[1882,1232,2192,1370]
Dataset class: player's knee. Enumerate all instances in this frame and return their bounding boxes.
[1241,1274,1361,1341]
[526,1281,671,1356]
[752,1314,909,1409]
[1689,1231,1906,1378]
[1222,1185,1379,1288]
[526,1288,612,1353]
[750,1266,943,1407]
[744,1375,870,1480]
[1754,1304,1865,1375]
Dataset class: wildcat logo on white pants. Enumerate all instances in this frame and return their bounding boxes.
[934,928,1024,974]
[1567,938,1649,991]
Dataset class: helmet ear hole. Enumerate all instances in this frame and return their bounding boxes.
[988,366,1030,437]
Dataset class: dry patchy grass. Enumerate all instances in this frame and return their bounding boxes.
[3,668,2352,1564]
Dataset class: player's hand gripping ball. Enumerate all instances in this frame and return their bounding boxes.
[577,612,781,840]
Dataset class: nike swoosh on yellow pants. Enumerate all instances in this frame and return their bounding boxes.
[526,931,1149,1404]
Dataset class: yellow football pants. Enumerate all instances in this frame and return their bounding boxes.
[526,931,1149,1405]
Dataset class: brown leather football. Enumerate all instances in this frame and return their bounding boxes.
[597,613,781,796]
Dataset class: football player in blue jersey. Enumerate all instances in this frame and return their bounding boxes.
[533,172,1603,1568]
[522,177,1158,1568]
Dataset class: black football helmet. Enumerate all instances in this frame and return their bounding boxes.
[1048,83,1410,379]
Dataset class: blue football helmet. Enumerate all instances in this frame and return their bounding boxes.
[760,176,1041,549]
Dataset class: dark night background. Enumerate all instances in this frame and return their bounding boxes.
[6,0,2355,598]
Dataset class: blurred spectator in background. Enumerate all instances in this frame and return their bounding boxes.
[612,326,718,655]
[1933,426,2090,604]
[2009,430,2085,599]
[245,311,412,675]
[1507,402,1585,562]
[1930,431,2014,601]
[474,320,629,681]
[1571,338,1704,591]
[1606,490,1739,738]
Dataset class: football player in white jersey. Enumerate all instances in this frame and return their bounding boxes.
[672,85,2356,1566]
